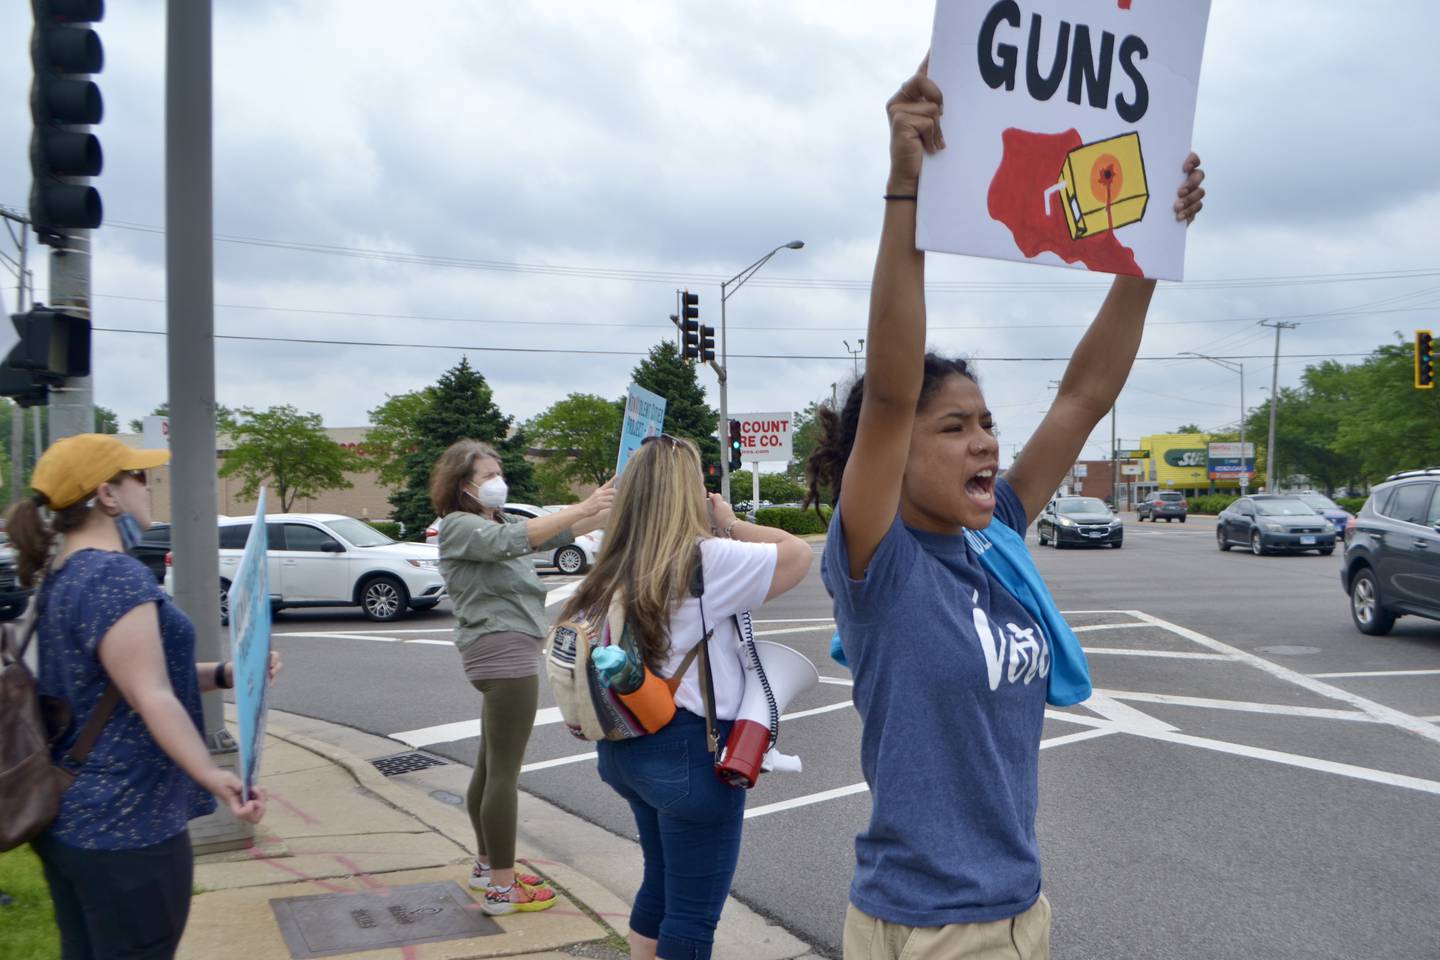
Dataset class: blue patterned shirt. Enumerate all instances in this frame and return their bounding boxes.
[38,549,215,850]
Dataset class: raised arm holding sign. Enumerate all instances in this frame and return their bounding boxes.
[919,0,1210,280]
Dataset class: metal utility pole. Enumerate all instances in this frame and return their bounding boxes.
[1260,321,1297,492]
[1111,405,1118,509]
[46,231,94,441]
[167,0,248,850]
[1182,352,1248,493]
[843,339,864,379]
[716,241,804,501]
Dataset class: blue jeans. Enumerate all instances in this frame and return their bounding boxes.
[597,710,746,960]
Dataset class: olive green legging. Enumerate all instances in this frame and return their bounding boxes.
[466,675,540,870]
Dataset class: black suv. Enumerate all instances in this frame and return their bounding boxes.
[1137,491,1188,522]
[1342,469,1440,635]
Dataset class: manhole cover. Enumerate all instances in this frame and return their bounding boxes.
[1256,645,1322,656]
[270,881,500,958]
[371,752,447,777]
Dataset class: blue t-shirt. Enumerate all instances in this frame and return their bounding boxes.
[821,479,1050,926]
[38,550,215,850]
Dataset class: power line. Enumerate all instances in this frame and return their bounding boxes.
[82,215,1440,294]
[88,291,1440,334]
[90,325,1382,362]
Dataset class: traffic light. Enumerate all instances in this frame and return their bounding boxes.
[678,291,700,360]
[728,418,743,471]
[1417,330,1434,390]
[0,303,93,405]
[29,0,105,245]
[699,324,715,362]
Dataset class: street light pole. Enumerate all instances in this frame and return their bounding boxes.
[843,339,865,378]
[1182,351,1248,493]
[1260,321,1297,492]
[716,240,804,502]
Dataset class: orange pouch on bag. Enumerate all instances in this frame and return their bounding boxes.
[615,668,678,734]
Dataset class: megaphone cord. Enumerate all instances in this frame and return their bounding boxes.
[736,612,780,749]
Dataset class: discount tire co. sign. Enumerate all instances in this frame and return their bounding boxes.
[734,413,793,464]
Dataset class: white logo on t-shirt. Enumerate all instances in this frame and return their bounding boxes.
[973,606,1050,692]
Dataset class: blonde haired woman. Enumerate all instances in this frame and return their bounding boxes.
[561,434,812,960]
[430,439,613,914]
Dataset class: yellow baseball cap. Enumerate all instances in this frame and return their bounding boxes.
[31,434,171,510]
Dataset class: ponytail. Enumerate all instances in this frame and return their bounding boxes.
[5,496,93,587]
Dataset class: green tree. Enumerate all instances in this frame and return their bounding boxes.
[96,406,119,434]
[365,389,437,488]
[1174,423,1205,434]
[786,400,826,481]
[1334,341,1440,482]
[389,357,536,535]
[219,405,360,511]
[628,341,719,489]
[729,469,808,504]
[525,392,624,490]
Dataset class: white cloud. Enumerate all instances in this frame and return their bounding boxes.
[1,0,1434,466]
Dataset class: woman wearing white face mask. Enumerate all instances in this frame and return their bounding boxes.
[429,440,614,914]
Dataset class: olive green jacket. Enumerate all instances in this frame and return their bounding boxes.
[438,510,573,647]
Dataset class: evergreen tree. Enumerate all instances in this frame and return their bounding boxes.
[390,357,536,535]
[628,341,720,489]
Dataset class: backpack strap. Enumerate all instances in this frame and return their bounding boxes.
[662,643,703,695]
[62,685,121,767]
[689,551,719,756]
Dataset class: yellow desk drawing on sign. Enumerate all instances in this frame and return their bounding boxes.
[1055,132,1148,240]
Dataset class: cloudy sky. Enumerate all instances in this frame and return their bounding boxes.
[2,0,1437,466]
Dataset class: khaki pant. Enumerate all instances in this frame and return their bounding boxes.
[843,894,1051,960]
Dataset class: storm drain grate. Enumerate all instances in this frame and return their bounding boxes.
[371,752,448,777]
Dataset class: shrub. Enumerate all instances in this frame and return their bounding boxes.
[1186,494,1238,516]
[368,520,403,540]
[753,505,832,535]
[1336,496,1366,515]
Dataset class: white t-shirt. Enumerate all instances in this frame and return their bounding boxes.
[658,537,778,719]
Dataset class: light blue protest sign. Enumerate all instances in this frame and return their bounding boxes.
[229,487,273,802]
[615,383,666,477]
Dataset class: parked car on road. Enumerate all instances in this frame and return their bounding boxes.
[1137,491,1188,522]
[425,503,601,574]
[1036,496,1123,549]
[167,514,446,624]
[133,522,171,583]
[0,535,31,621]
[1216,495,1337,556]
[1341,468,1440,635]
[1293,492,1353,536]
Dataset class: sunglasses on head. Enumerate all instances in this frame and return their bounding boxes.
[640,433,683,448]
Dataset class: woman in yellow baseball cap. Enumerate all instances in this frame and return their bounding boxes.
[6,433,274,960]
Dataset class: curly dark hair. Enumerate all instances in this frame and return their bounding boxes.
[803,353,977,516]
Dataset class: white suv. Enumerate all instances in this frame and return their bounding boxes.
[424,503,601,574]
[168,514,446,623]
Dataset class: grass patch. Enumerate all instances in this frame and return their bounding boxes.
[0,846,60,960]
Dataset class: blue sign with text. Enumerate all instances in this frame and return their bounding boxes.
[230,488,273,802]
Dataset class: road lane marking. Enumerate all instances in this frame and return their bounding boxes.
[275,632,402,643]
[521,752,597,773]
[274,627,453,636]
[752,618,837,624]
[1082,648,1235,661]
[1094,689,1380,722]
[1122,727,1440,797]
[818,676,854,687]
[1072,622,1153,633]
[545,581,583,607]
[1309,669,1440,679]
[392,707,566,747]
[742,729,1118,820]
[405,639,453,646]
[754,625,839,638]
[1129,610,1440,747]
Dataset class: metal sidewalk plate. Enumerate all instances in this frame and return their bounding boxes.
[270,881,501,958]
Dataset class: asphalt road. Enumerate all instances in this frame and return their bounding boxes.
[260,518,1440,960]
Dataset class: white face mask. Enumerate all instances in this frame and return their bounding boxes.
[470,476,508,509]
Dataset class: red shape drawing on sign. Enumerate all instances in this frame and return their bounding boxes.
[986,127,1143,277]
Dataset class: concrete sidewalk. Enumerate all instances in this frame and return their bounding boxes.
[179,707,822,960]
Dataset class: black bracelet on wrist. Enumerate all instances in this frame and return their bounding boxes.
[215,661,233,690]
[883,193,918,202]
